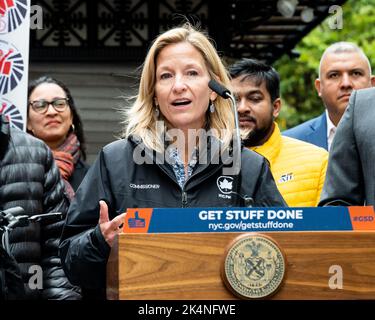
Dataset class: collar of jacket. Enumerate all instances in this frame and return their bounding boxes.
[249,122,282,168]
[0,114,10,159]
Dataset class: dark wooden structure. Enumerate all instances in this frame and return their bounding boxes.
[30,0,348,64]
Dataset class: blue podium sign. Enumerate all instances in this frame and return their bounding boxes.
[123,206,375,234]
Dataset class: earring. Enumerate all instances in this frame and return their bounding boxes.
[154,107,160,117]
[71,124,75,132]
[209,101,215,113]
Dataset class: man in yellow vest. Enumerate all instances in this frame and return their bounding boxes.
[229,59,328,207]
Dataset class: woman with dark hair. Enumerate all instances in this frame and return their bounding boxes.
[27,76,89,198]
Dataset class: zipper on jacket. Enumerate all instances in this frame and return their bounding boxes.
[181,191,188,208]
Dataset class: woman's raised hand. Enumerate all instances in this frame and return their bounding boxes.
[98,200,126,247]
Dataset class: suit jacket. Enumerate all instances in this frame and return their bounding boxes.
[283,112,328,150]
[319,87,375,206]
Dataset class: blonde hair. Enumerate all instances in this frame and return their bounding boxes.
[123,24,234,153]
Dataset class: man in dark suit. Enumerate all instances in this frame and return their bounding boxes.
[319,87,375,206]
[284,42,374,151]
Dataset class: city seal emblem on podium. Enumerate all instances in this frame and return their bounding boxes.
[222,233,286,299]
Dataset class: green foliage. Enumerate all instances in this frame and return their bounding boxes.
[275,0,375,130]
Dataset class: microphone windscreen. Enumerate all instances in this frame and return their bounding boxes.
[208,80,230,99]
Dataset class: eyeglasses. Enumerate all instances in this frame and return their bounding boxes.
[29,98,70,114]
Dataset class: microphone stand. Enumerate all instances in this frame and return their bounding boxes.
[227,93,242,175]
[208,79,241,175]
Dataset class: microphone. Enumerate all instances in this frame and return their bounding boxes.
[208,80,231,99]
[0,206,27,229]
[208,79,241,175]
[29,212,63,223]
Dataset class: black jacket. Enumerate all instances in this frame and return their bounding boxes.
[59,136,286,296]
[0,115,81,300]
[69,158,90,191]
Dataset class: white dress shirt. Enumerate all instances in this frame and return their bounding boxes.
[326,110,337,151]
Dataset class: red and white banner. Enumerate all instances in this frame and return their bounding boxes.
[0,0,30,130]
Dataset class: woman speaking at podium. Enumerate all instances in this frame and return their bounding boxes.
[59,23,286,299]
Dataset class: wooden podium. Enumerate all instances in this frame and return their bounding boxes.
[107,230,375,300]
